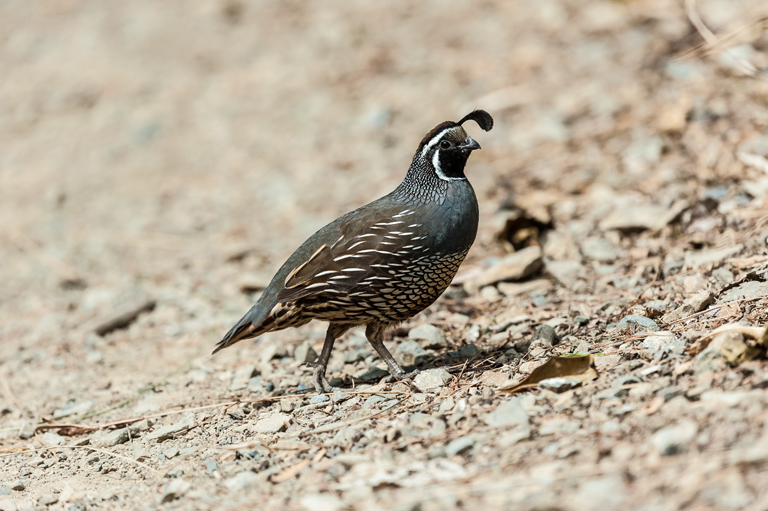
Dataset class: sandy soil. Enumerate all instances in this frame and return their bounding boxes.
[2,1,768,510]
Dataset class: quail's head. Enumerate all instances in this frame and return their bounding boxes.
[415,109,494,180]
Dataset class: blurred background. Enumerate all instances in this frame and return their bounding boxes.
[2,0,768,453]
[3,1,768,508]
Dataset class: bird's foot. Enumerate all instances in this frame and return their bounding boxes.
[382,369,420,385]
[312,365,342,393]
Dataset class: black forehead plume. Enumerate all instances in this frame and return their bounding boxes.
[458,110,493,132]
[416,110,494,155]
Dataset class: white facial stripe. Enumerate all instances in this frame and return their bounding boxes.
[432,149,465,182]
[420,127,454,158]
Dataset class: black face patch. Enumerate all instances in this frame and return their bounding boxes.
[428,127,472,180]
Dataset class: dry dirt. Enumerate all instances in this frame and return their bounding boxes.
[3,1,768,510]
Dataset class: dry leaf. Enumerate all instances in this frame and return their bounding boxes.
[690,323,768,354]
[270,459,311,483]
[498,355,599,394]
[640,395,665,416]
[271,440,311,451]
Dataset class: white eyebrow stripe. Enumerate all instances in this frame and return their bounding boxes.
[420,127,454,158]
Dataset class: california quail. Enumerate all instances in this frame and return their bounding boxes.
[214,110,493,392]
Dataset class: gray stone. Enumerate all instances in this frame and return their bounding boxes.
[38,495,58,506]
[413,369,452,392]
[299,493,348,511]
[408,324,446,349]
[133,393,162,415]
[280,398,297,413]
[260,343,289,363]
[362,395,386,408]
[93,427,130,447]
[532,324,557,348]
[651,420,698,455]
[224,471,261,492]
[600,202,685,232]
[480,286,501,300]
[332,391,349,403]
[642,332,685,350]
[546,259,587,288]
[445,436,475,456]
[254,413,290,434]
[395,340,428,366]
[343,349,370,363]
[684,245,743,269]
[720,281,768,302]
[661,290,715,323]
[483,399,529,428]
[52,400,94,419]
[497,279,552,297]
[145,414,196,442]
[407,413,446,438]
[538,377,582,393]
[645,300,669,316]
[160,479,191,503]
[248,377,264,393]
[459,343,480,357]
[39,432,65,447]
[471,246,543,290]
[581,237,618,262]
[17,422,34,440]
[617,315,659,333]
[129,418,155,433]
[309,394,330,404]
[0,486,10,496]
[359,367,388,381]
[438,397,456,414]
[294,341,318,364]
[230,364,259,391]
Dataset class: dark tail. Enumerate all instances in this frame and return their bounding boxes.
[212,300,272,354]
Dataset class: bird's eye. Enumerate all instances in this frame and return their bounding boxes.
[440,140,452,149]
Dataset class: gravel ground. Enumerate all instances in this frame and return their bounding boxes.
[2,1,768,510]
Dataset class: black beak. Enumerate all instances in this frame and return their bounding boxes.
[461,137,481,151]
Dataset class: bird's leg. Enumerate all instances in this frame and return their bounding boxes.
[365,323,420,383]
[312,323,348,393]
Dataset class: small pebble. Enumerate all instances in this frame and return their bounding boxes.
[617,315,659,333]
[445,437,475,456]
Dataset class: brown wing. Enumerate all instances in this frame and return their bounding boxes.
[275,205,427,303]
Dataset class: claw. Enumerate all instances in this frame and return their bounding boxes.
[312,364,342,393]
[382,369,420,384]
